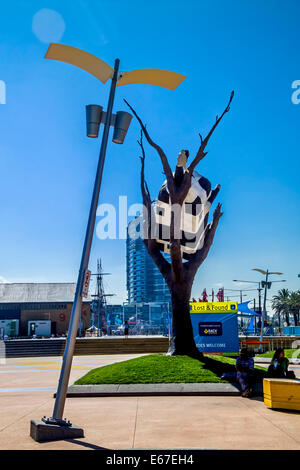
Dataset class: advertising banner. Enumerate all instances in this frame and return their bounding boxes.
[82,269,91,298]
[190,302,239,353]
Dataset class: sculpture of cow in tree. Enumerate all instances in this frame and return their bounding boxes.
[124,91,233,357]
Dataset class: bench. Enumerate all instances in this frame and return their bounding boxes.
[263,378,300,411]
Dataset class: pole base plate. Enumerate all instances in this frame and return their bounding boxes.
[30,419,84,442]
[42,416,72,426]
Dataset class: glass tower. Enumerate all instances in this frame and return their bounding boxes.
[126,217,171,304]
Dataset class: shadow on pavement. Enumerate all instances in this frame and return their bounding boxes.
[248,396,264,402]
[267,408,300,415]
[64,439,110,450]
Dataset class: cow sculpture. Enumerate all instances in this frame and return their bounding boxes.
[155,150,220,260]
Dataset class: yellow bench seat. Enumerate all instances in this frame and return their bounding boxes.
[263,378,300,411]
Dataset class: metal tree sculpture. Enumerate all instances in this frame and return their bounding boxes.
[125,92,234,358]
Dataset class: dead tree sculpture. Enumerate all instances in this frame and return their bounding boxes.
[125,92,234,358]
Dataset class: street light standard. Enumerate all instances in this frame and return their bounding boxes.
[224,288,257,329]
[233,279,264,334]
[252,269,285,352]
[233,279,263,312]
[31,43,186,442]
[224,288,257,303]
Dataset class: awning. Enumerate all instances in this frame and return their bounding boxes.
[237,301,261,316]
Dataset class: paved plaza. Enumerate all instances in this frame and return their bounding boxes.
[0,354,299,450]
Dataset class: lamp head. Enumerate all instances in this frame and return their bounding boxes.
[112,111,132,144]
[86,104,103,138]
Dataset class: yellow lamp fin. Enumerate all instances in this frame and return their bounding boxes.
[117,69,186,90]
[45,43,114,84]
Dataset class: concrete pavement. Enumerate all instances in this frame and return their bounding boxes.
[0,354,300,450]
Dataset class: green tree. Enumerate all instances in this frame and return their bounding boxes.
[272,288,290,326]
[289,290,300,326]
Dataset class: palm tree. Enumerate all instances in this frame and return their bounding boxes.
[289,290,300,326]
[272,288,290,326]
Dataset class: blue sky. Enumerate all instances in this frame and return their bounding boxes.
[0,0,299,311]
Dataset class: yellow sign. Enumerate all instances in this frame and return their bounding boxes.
[190,302,238,313]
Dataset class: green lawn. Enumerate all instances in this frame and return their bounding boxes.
[256,349,300,359]
[74,354,267,385]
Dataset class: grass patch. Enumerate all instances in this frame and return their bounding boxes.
[256,349,300,359]
[74,354,267,385]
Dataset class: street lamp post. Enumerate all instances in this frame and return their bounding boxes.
[31,43,186,442]
[252,269,284,352]
[234,276,286,345]
[233,279,264,334]
[40,59,124,431]
[224,288,257,330]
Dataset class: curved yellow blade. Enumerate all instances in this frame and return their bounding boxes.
[252,268,267,275]
[117,68,186,90]
[44,43,114,84]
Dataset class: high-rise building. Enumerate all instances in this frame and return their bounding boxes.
[126,217,171,305]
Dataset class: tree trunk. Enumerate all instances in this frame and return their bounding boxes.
[167,282,203,359]
[285,313,290,326]
[293,311,298,326]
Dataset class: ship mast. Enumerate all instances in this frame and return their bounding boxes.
[91,259,114,336]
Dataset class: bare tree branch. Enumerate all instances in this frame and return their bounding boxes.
[188,91,234,175]
[137,130,171,282]
[208,184,221,204]
[184,203,223,280]
[174,92,233,204]
[124,99,176,196]
[130,103,184,283]
[138,130,151,210]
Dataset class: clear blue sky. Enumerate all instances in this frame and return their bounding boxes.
[1,0,299,311]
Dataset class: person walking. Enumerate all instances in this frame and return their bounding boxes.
[124,320,129,339]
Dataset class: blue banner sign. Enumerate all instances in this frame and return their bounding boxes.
[190,302,239,353]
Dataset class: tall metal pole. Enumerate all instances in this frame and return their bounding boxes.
[50,59,120,423]
[167,302,170,341]
[258,282,262,317]
[259,270,269,352]
[257,282,262,337]
[240,290,243,329]
[97,292,100,337]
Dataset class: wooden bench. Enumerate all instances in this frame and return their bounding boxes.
[263,378,300,411]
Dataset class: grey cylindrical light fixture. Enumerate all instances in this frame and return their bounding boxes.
[86,104,103,138]
[112,111,132,144]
